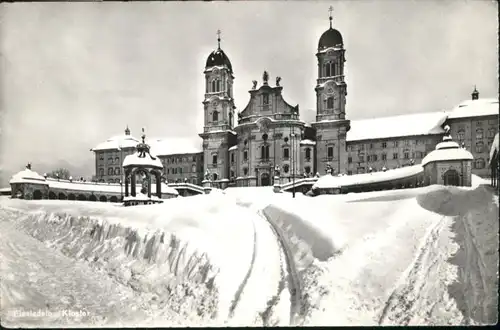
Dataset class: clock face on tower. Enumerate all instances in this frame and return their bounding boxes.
[326,87,334,95]
[212,100,219,108]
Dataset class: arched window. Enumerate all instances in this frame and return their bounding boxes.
[327,146,334,159]
[325,62,331,77]
[261,145,270,160]
[211,80,216,92]
[212,154,218,165]
[179,167,183,174]
[115,157,120,164]
[114,167,120,175]
[108,157,113,165]
[283,164,290,173]
[243,150,248,161]
[229,112,233,126]
[212,111,219,122]
[230,153,235,163]
[216,80,220,92]
[213,173,218,181]
[305,148,311,160]
[243,167,248,175]
[305,166,311,174]
[327,97,334,109]
[457,129,465,142]
[192,164,196,172]
[108,168,113,175]
[331,62,335,76]
[230,170,235,178]
[476,128,484,140]
[99,168,104,176]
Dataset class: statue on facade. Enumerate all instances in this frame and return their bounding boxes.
[26,162,31,170]
[315,172,320,178]
[204,169,211,181]
[274,165,280,176]
[252,80,257,90]
[276,76,281,87]
[263,71,269,84]
[326,164,333,175]
[238,111,243,120]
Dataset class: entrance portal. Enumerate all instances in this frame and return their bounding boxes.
[261,172,271,186]
[443,169,460,186]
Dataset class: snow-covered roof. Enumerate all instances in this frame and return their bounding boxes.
[9,168,48,185]
[91,134,140,151]
[446,98,499,119]
[149,138,203,156]
[300,139,316,146]
[123,153,163,169]
[421,136,473,166]
[228,145,238,151]
[489,133,499,164]
[313,164,424,189]
[347,111,447,142]
[48,179,178,195]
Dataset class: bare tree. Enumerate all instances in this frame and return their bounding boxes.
[49,168,71,180]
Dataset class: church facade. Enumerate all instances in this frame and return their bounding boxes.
[92,13,498,187]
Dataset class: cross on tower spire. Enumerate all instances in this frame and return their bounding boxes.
[217,29,221,49]
[329,6,333,28]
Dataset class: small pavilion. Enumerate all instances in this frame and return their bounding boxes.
[421,125,474,187]
[123,129,164,206]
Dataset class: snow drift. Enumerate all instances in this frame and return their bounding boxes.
[0,194,261,326]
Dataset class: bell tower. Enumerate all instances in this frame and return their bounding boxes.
[311,6,351,176]
[199,30,236,184]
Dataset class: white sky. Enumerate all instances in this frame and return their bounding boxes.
[0,1,498,185]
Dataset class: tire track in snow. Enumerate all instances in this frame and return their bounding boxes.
[377,214,448,325]
[259,209,302,325]
[228,218,258,318]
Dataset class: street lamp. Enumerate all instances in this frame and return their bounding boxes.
[290,128,297,198]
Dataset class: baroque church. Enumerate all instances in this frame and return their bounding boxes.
[200,12,349,187]
[91,10,498,188]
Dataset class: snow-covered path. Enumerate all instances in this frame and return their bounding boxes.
[0,209,149,328]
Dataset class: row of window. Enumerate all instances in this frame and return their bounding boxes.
[348,140,427,151]
[99,168,121,176]
[457,128,496,141]
[348,151,425,163]
[161,155,200,165]
[165,165,198,175]
[227,147,314,164]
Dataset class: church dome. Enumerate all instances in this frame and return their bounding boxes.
[205,48,233,73]
[318,28,343,50]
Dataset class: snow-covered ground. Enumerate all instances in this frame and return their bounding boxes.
[0,175,498,326]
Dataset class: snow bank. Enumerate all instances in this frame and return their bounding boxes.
[0,195,260,325]
[313,165,423,189]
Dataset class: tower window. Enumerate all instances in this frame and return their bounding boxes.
[243,167,248,175]
[305,166,311,174]
[283,148,290,159]
[325,63,331,77]
[327,146,334,159]
[283,164,290,173]
[212,111,219,122]
[213,173,218,181]
[305,148,311,160]
[217,80,220,92]
[231,153,235,163]
[211,80,216,92]
[476,142,484,153]
[212,155,218,165]
[327,97,334,109]
[243,150,248,161]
